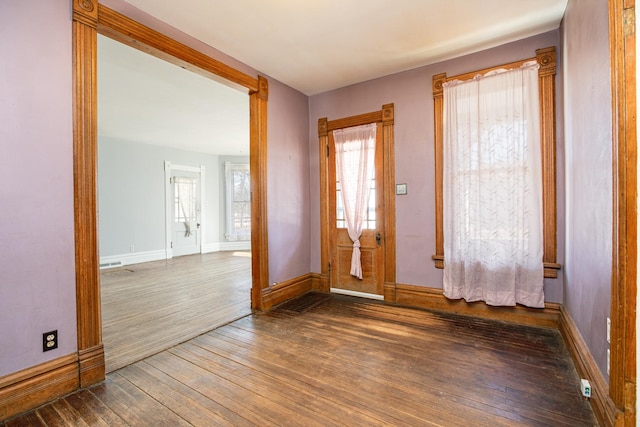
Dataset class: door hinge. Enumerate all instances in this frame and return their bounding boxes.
[170,241,173,248]
[326,144,330,158]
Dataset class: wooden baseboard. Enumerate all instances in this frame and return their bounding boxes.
[261,273,313,311]
[392,283,561,328]
[311,273,329,292]
[0,354,79,421]
[78,344,105,388]
[559,306,620,426]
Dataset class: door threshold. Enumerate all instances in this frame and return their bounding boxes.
[330,288,384,300]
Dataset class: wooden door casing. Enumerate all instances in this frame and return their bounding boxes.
[319,104,395,299]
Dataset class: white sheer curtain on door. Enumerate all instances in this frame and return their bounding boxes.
[334,123,376,279]
[442,61,544,308]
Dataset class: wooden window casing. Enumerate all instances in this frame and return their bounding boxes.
[432,46,560,278]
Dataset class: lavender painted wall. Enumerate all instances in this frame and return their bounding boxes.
[562,0,612,381]
[0,0,309,379]
[0,0,77,376]
[102,0,311,285]
[267,79,311,283]
[309,31,565,303]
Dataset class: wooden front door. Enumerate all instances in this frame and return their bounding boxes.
[328,123,385,295]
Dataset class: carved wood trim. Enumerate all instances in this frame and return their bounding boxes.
[73,0,103,388]
[382,104,397,289]
[71,2,272,408]
[326,111,383,132]
[97,5,258,93]
[73,0,98,27]
[318,105,396,298]
[78,344,105,388]
[432,73,445,270]
[431,47,560,279]
[318,118,330,280]
[609,0,637,424]
[250,76,270,309]
[536,47,558,277]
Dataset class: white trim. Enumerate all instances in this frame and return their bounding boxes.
[220,241,251,251]
[224,162,251,242]
[164,161,173,259]
[165,161,206,258]
[202,242,221,253]
[330,288,384,300]
[99,249,167,268]
[202,242,250,253]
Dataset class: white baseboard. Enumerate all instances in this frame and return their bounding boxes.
[99,243,251,268]
[99,249,166,268]
[203,242,250,253]
[202,242,221,253]
[219,241,251,251]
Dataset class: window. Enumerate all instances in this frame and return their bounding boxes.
[336,172,377,230]
[225,163,251,241]
[432,47,560,279]
[173,176,198,224]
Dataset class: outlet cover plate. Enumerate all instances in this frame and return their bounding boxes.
[43,330,58,352]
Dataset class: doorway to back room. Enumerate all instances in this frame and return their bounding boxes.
[96,34,251,373]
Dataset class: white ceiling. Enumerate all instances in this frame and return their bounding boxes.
[98,0,567,155]
[120,0,568,96]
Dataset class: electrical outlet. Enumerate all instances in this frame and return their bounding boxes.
[130,244,135,252]
[43,330,58,352]
[580,379,591,398]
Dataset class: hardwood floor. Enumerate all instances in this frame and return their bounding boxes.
[101,251,252,372]
[5,295,598,426]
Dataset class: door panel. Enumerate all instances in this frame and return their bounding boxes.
[171,172,201,257]
[329,123,384,295]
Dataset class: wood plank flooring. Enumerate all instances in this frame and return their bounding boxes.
[101,251,252,372]
[5,295,598,426]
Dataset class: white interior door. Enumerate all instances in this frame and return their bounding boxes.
[171,171,201,257]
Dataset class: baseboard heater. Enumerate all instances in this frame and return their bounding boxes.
[99,261,122,270]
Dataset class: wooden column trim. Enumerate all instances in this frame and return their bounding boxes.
[432,72,446,270]
[536,47,559,278]
[250,76,270,310]
[382,104,397,297]
[431,48,560,278]
[609,0,637,423]
[72,0,105,388]
[318,118,330,280]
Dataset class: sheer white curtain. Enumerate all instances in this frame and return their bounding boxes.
[334,123,376,279]
[442,61,544,308]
